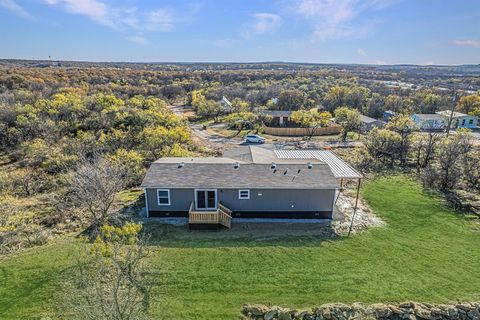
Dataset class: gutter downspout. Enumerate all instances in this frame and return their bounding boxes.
[144,188,149,218]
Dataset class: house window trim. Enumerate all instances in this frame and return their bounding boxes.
[157,189,171,206]
[238,189,250,200]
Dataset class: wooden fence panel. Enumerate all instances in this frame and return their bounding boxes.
[264,125,342,137]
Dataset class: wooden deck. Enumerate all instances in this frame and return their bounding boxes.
[188,202,232,229]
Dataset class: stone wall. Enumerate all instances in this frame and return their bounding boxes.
[242,302,480,320]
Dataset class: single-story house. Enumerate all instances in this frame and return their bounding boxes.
[260,110,293,127]
[360,115,386,131]
[141,146,362,228]
[435,110,478,129]
[411,114,447,130]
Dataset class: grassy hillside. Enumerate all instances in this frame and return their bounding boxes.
[1,175,479,319]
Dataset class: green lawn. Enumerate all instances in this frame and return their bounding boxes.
[1,176,480,319]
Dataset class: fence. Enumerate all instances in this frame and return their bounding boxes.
[264,125,342,137]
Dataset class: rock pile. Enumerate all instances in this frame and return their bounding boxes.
[333,192,385,235]
[242,302,480,320]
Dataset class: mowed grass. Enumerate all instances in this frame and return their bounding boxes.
[1,176,480,319]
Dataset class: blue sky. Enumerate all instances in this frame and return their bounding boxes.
[0,0,479,64]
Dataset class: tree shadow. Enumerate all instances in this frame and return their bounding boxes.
[142,221,343,249]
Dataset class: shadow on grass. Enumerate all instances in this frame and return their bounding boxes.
[142,222,343,249]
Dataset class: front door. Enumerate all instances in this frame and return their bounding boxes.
[195,189,217,210]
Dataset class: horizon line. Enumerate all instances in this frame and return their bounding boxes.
[1,58,478,68]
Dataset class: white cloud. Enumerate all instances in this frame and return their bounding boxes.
[453,39,480,48]
[43,0,176,44]
[44,0,114,27]
[292,0,395,40]
[0,0,33,19]
[241,12,282,39]
[144,9,173,32]
[357,48,367,56]
[250,13,281,34]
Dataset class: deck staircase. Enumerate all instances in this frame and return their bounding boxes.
[188,202,232,229]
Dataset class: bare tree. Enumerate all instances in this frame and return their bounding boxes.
[364,128,402,168]
[436,131,472,191]
[463,150,480,190]
[67,155,129,231]
[412,132,442,172]
[68,223,151,320]
[385,115,415,167]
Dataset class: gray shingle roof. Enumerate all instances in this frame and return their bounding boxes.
[260,110,294,117]
[414,114,444,121]
[360,115,385,125]
[141,162,338,189]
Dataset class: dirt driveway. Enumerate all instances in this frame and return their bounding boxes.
[168,105,243,150]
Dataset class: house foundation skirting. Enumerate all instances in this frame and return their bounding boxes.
[147,210,332,219]
[231,211,332,219]
[148,211,189,218]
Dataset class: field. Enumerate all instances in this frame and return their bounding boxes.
[1,175,480,319]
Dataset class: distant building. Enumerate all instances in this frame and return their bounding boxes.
[360,115,386,131]
[260,110,293,127]
[411,114,447,130]
[435,110,478,129]
[383,110,396,122]
[219,96,233,112]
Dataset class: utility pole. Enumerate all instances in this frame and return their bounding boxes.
[446,91,457,137]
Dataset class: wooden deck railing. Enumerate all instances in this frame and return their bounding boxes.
[188,202,232,228]
[218,203,232,228]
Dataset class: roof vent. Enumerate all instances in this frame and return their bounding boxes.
[271,162,277,169]
[178,162,185,168]
[307,162,313,169]
[234,162,240,169]
[283,169,289,175]
[297,169,301,174]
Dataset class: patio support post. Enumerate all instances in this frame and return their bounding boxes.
[348,178,361,237]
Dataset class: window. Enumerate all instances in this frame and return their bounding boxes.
[238,189,250,199]
[157,189,170,205]
[461,119,466,126]
[469,119,474,125]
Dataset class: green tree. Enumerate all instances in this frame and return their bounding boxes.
[191,90,207,111]
[457,94,480,116]
[141,126,190,159]
[277,89,306,110]
[291,109,332,140]
[197,100,224,121]
[224,112,257,135]
[334,107,362,142]
[231,98,250,113]
[324,86,348,112]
